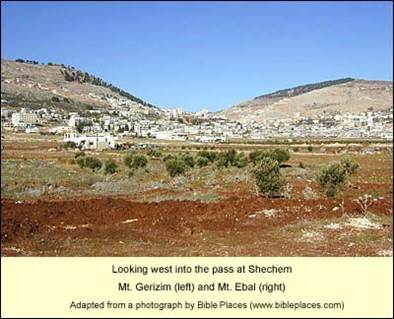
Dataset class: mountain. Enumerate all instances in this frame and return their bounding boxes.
[1,59,162,116]
[218,78,393,122]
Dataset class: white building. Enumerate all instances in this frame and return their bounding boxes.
[64,133,118,150]
[49,126,73,135]
[11,108,39,128]
[68,113,90,128]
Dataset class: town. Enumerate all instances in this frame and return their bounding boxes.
[1,99,392,150]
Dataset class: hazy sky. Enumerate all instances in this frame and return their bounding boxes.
[1,1,393,111]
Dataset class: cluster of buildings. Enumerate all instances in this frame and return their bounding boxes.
[1,101,393,151]
[246,109,394,140]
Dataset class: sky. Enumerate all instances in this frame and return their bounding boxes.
[1,1,393,112]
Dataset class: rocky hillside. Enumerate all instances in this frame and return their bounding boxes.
[1,59,162,116]
[219,78,393,122]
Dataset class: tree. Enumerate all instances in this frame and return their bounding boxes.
[271,149,290,164]
[131,155,147,169]
[63,141,77,149]
[166,158,187,177]
[317,163,348,197]
[216,149,238,168]
[253,157,286,198]
[76,157,86,168]
[124,153,135,168]
[84,156,102,172]
[104,159,118,175]
[196,156,210,167]
[180,153,195,168]
[340,157,359,175]
[197,150,217,162]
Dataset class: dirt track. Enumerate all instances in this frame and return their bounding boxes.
[2,195,392,256]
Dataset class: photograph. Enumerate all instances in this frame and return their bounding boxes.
[1,1,393,257]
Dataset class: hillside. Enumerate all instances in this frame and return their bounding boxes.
[1,59,162,116]
[219,78,393,122]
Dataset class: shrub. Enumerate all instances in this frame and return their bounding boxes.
[147,149,162,158]
[216,154,228,169]
[74,151,85,159]
[84,156,102,172]
[249,149,290,166]
[340,157,359,175]
[163,154,177,162]
[104,159,118,175]
[131,155,147,169]
[249,150,262,164]
[64,141,77,149]
[196,156,210,167]
[307,145,313,152]
[234,152,248,168]
[252,157,286,197]
[124,152,135,168]
[76,157,86,168]
[271,149,290,163]
[216,149,238,168]
[180,153,195,168]
[166,158,188,177]
[197,150,217,162]
[317,163,348,197]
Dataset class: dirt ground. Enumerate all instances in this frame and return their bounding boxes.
[1,133,393,256]
[1,194,392,256]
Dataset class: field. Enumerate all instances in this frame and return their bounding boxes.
[1,133,393,256]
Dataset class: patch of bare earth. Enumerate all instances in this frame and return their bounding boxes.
[1,194,392,256]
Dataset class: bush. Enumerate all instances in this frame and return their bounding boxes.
[64,141,77,149]
[271,149,290,163]
[147,149,162,158]
[340,157,359,175]
[131,155,147,169]
[180,153,195,168]
[166,158,188,177]
[197,150,217,162]
[249,149,290,166]
[234,152,248,168]
[124,152,135,168]
[104,159,118,175]
[253,157,286,198]
[76,157,86,168]
[196,156,210,167]
[216,149,238,168]
[317,163,348,197]
[84,156,102,172]
[307,145,313,152]
[249,150,263,164]
[163,154,177,163]
[74,151,85,159]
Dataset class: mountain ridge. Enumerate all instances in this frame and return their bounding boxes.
[219,78,393,122]
[1,59,160,116]
[2,59,392,122]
